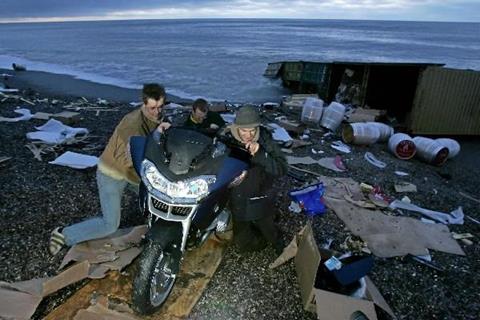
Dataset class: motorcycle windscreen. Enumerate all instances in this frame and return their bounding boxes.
[130,136,147,176]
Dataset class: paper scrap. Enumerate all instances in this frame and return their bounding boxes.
[268,123,293,142]
[49,151,99,169]
[394,182,418,193]
[389,200,464,224]
[0,108,32,122]
[27,119,89,144]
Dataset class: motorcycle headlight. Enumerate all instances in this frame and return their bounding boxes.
[142,160,216,201]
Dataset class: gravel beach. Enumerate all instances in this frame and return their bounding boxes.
[1,70,479,320]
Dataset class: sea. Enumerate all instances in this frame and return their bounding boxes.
[0,19,479,103]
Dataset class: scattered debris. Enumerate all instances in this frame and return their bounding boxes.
[394,171,409,176]
[49,151,99,169]
[25,142,59,161]
[289,183,326,216]
[0,108,33,122]
[389,200,464,225]
[345,108,385,123]
[0,156,12,164]
[27,119,89,145]
[364,152,387,169]
[331,140,351,153]
[325,197,465,257]
[270,224,395,320]
[458,191,480,204]
[394,182,418,193]
[267,123,293,142]
[286,156,346,173]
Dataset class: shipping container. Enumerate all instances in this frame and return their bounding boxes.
[264,61,479,135]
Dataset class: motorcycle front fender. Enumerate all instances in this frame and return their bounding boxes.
[148,219,183,250]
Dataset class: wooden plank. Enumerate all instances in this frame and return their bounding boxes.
[45,233,231,319]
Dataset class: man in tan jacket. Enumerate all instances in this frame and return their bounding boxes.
[49,83,170,255]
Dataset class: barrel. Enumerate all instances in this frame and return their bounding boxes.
[342,123,380,145]
[413,137,449,165]
[368,122,393,142]
[388,133,416,160]
[321,102,345,131]
[435,138,460,159]
[301,97,324,124]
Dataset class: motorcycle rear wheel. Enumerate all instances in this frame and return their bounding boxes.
[132,241,178,315]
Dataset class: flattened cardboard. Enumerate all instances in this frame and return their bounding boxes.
[0,286,42,320]
[60,225,147,269]
[314,289,376,320]
[325,198,465,257]
[0,261,90,320]
[295,223,321,313]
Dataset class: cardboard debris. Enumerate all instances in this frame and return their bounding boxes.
[286,156,345,173]
[46,233,231,320]
[0,286,43,320]
[270,224,395,320]
[32,112,53,120]
[0,227,147,320]
[346,108,385,123]
[32,111,81,124]
[60,225,147,269]
[0,261,90,320]
[277,118,305,134]
[290,139,312,149]
[320,176,364,201]
[325,198,465,257]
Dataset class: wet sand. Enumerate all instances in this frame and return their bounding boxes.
[1,68,187,103]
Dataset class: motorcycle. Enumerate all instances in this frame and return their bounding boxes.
[129,127,249,314]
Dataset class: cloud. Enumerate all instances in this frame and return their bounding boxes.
[0,0,478,22]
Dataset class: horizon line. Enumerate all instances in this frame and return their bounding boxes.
[0,16,479,25]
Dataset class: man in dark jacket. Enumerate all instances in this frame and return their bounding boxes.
[226,106,287,253]
[184,98,225,136]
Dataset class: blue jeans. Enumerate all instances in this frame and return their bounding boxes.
[63,170,137,246]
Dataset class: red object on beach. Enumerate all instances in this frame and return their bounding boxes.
[388,133,416,160]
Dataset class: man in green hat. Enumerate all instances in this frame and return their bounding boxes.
[226,106,287,253]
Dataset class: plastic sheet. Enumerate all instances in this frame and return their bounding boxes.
[289,182,326,216]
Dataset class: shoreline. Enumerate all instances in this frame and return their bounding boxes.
[0,68,191,104]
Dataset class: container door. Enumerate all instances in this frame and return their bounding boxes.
[409,67,480,135]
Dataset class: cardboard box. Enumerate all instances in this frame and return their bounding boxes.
[294,224,395,320]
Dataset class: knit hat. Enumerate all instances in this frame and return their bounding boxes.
[230,106,261,142]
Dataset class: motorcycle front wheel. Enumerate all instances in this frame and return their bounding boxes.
[132,241,179,315]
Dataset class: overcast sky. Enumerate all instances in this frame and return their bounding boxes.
[0,0,479,23]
